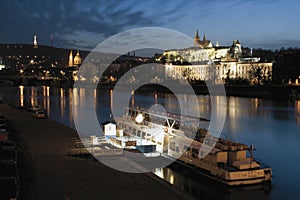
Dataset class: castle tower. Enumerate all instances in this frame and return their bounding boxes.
[194,30,201,47]
[68,50,73,67]
[33,34,38,48]
[203,33,207,41]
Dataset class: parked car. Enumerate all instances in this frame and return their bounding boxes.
[32,110,46,119]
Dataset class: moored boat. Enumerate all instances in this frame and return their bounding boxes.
[103,107,272,186]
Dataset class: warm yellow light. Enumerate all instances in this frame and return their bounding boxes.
[135,113,144,123]
[170,174,174,185]
[19,85,24,96]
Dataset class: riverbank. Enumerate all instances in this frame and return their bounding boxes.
[0,103,194,200]
[131,84,300,99]
[1,78,300,99]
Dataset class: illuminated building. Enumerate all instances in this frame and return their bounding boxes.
[68,50,82,67]
[194,30,213,48]
[0,57,5,70]
[74,50,82,65]
[161,30,273,84]
[33,34,38,48]
[68,50,73,67]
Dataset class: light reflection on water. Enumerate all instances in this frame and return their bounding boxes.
[296,101,300,123]
[153,164,272,200]
[1,86,300,199]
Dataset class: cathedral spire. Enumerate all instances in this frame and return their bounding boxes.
[68,50,73,67]
[194,29,201,47]
[203,33,207,41]
[195,30,200,38]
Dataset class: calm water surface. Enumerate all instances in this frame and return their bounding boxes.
[1,86,300,200]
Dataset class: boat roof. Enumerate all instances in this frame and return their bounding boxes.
[172,134,221,154]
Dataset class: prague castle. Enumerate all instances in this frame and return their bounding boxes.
[161,30,272,84]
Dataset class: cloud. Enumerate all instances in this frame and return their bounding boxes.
[249,39,300,50]
[0,0,299,50]
[1,0,194,49]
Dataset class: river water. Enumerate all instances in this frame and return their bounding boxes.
[1,86,300,200]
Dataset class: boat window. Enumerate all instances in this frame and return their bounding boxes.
[191,148,199,158]
[169,142,175,151]
[192,148,199,155]
[175,145,179,153]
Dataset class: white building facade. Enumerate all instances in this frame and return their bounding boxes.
[161,31,272,84]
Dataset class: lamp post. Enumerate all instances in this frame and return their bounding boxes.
[135,113,144,146]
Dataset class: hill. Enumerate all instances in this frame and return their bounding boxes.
[0,43,89,69]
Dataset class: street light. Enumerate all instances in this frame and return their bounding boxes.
[135,113,144,124]
[135,113,144,146]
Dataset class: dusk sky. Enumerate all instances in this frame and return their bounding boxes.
[1,0,300,50]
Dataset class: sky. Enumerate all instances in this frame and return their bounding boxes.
[0,0,300,51]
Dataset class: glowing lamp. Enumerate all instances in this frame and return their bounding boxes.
[135,113,144,123]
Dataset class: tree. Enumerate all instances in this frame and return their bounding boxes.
[225,69,231,84]
[248,65,266,85]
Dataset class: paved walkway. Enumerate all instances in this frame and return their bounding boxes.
[0,104,194,200]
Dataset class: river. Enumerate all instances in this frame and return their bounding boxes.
[0,86,300,200]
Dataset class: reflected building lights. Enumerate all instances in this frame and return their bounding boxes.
[46,86,50,97]
[73,88,79,120]
[252,98,259,116]
[254,98,259,108]
[46,86,50,114]
[30,87,35,106]
[228,97,241,120]
[19,86,24,107]
[60,88,65,118]
[42,86,46,97]
[131,90,135,107]
[69,88,73,124]
[110,89,113,111]
[73,88,78,106]
[296,101,300,124]
[227,97,239,134]
[94,89,97,106]
[79,88,85,105]
[42,86,46,112]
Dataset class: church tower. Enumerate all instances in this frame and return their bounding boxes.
[194,30,201,47]
[33,34,38,48]
[74,50,82,66]
[68,50,73,67]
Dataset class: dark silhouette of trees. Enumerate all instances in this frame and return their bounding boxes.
[272,48,300,84]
